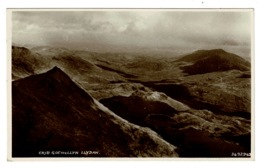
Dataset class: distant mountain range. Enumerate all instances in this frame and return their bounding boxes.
[13,45,250,77]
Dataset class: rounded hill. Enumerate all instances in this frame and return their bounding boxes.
[176,49,250,75]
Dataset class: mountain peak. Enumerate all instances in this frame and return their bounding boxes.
[177,48,243,63]
[212,48,226,52]
[13,65,95,109]
[194,49,227,54]
[48,66,63,74]
[12,45,31,54]
[44,66,72,83]
[178,49,250,75]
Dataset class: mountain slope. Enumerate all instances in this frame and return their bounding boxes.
[12,46,55,80]
[101,90,251,157]
[12,46,40,79]
[12,67,178,157]
[176,49,250,75]
[12,46,127,88]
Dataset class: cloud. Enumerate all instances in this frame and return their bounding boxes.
[12,10,252,55]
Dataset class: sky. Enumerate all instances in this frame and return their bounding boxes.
[12,10,252,56]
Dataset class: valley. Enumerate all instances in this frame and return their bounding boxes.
[11,45,252,158]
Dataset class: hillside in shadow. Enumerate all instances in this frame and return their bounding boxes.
[12,67,178,157]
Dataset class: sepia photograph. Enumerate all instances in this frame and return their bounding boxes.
[8,9,253,160]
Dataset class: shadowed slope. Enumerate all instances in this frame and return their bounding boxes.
[12,67,178,157]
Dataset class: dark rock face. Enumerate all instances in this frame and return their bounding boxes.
[12,67,178,157]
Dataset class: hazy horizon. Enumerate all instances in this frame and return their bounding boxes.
[12,10,252,57]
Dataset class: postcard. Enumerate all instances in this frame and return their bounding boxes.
[7,9,254,160]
